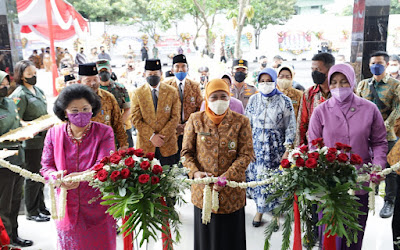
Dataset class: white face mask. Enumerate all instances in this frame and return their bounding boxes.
[208,100,230,115]
[277,78,292,90]
[388,65,399,74]
[258,82,275,95]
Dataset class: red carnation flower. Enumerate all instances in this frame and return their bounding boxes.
[127,147,135,156]
[328,148,337,154]
[296,157,305,167]
[134,149,145,157]
[337,153,349,163]
[118,149,127,157]
[281,159,291,169]
[97,169,108,182]
[120,168,130,179]
[325,153,336,163]
[311,138,324,148]
[152,165,163,175]
[110,154,122,164]
[125,157,135,168]
[93,163,104,172]
[140,161,151,170]
[350,154,363,165]
[138,174,150,184]
[146,152,155,161]
[110,170,121,182]
[305,158,318,169]
[100,156,110,164]
[307,152,320,159]
[299,145,308,154]
[151,176,160,185]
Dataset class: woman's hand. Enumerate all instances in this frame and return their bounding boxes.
[50,170,67,180]
[193,171,212,179]
[281,151,289,160]
[213,184,223,192]
[60,172,81,190]
[61,180,80,190]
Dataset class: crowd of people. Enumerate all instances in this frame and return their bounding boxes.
[1,49,400,250]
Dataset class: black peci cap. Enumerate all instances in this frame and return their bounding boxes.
[172,54,187,65]
[64,74,75,82]
[145,59,162,71]
[78,63,98,76]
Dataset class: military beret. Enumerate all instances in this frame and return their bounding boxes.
[96,59,111,71]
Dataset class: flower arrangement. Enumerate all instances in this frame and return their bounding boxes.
[180,33,191,42]
[89,148,189,248]
[263,138,369,250]
[111,34,118,45]
[153,34,160,43]
[245,32,252,44]
[141,34,149,45]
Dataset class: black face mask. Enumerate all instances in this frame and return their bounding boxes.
[261,63,267,68]
[99,71,111,82]
[234,71,247,83]
[25,76,37,85]
[312,71,326,85]
[0,86,8,97]
[147,75,160,87]
[80,50,84,53]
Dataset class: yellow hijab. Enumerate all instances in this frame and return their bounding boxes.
[205,79,230,125]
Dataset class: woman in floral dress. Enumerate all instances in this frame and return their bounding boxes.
[245,68,296,228]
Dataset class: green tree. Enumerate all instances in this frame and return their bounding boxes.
[391,0,400,14]
[188,0,233,54]
[340,4,353,16]
[68,0,183,42]
[248,0,295,50]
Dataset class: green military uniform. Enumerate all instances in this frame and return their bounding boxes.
[9,84,48,217]
[99,81,131,110]
[0,87,25,242]
[97,60,133,147]
[10,85,48,149]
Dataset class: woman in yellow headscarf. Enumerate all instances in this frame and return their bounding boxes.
[181,79,254,250]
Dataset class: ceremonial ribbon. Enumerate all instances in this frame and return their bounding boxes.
[323,230,337,250]
[122,216,134,250]
[160,197,173,250]
[293,194,302,250]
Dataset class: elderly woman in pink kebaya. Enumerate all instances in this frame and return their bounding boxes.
[308,63,388,250]
[40,84,116,249]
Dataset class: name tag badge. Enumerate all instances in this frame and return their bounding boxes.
[199,132,211,136]
[292,100,298,104]
[28,97,37,102]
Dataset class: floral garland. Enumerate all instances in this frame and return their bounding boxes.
[1,155,400,227]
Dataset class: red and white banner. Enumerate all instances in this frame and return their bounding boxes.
[17,0,88,41]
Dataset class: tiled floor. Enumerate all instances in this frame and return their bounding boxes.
[18,190,393,250]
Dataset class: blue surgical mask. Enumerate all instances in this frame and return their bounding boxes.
[370,64,385,76]
[175,72,187,81]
